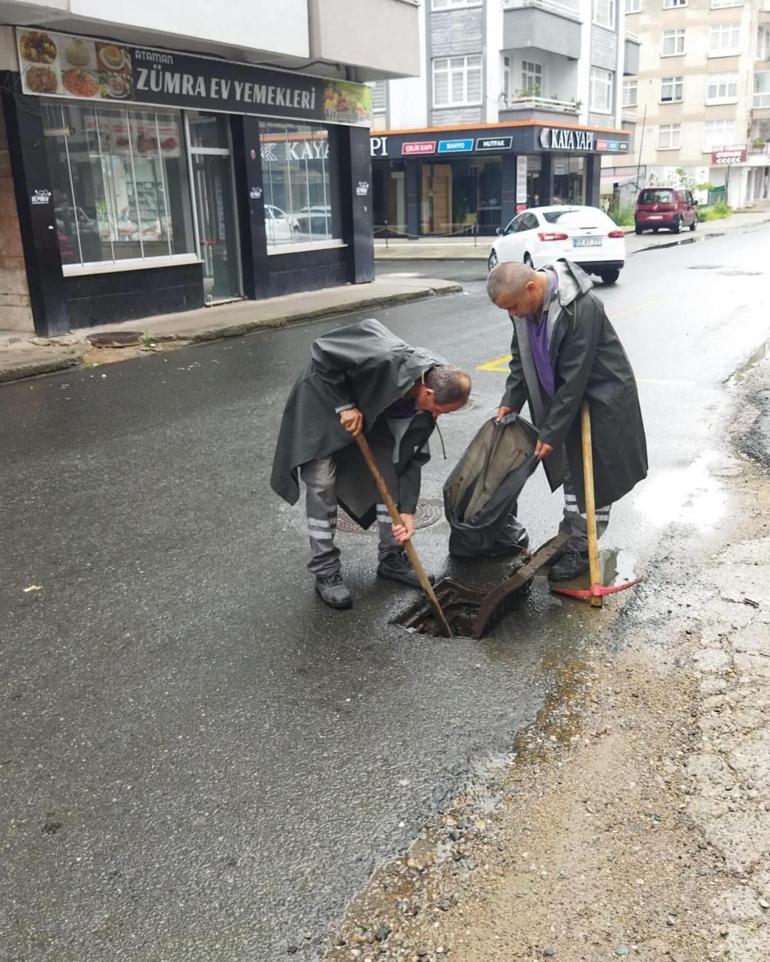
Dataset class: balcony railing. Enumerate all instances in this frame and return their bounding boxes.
[500,95,580,114]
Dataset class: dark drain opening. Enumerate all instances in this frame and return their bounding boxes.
[86,331,143,347]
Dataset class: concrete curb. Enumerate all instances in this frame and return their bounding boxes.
[0,282,464,385]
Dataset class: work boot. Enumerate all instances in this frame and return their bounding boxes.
[377,549,433,589]
[548,547,589,582]
[315,572,352,609]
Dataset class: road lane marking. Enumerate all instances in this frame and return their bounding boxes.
[477,354,511,372]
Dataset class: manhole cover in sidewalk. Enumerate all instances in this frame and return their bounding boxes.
[337,498,444,534]
[86,331,143,347]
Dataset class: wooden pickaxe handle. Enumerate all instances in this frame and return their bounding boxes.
[354,433,454,638]
[580,400,603,608]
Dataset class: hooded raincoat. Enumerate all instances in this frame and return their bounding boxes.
[270,319,445,528]
[500,259,647,511]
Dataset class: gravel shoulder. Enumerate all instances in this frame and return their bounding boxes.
[324,356,770,962]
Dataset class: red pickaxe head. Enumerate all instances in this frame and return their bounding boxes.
[551,577,642,602]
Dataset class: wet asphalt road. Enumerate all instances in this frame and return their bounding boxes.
[1,223,769,961]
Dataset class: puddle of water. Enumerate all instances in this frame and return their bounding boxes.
[633,451,727,530]
[729,340,769,382]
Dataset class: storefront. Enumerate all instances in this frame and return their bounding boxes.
[370,123,630,237]
[3,28,374,335]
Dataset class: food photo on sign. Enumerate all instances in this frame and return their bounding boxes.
[17,29,133,102]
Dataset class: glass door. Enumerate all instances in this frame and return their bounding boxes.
[187,112,242,303]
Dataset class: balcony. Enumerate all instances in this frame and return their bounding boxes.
[503,0,582,60]
[499,95,580,122]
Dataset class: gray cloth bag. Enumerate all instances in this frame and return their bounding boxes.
[443,414,538,559]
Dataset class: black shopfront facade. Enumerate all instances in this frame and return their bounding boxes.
[370,122,630,238]
[5,28,374,335]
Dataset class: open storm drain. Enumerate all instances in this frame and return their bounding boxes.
[86,331,143,347]
[337,498,444,534]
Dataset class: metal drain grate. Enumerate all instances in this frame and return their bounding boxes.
[336,498,445,534]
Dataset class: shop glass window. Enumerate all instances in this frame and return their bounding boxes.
[703,120,736,149]
[657,123,681,149]
[433,55,482,107]
[622,79,638,107]
[590,67,614,113]
[521,61,543,97]
[706,73,738,102]
[260,121,341,250]
[661,29,686,55]
[709,24,741,56]
[42,101,194,269]
[593,0,616,28]
[755,72,770,108]
[625,0,641,12]
[660,76,684,102]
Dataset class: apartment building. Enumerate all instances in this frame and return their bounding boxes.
[611,0,770,208]
[0,0,419,336]
[369,0,639,236]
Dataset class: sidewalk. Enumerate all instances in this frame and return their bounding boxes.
[0,274,461,385]
[374,208,770,259]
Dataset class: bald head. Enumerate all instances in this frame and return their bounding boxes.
[486,261,537,303]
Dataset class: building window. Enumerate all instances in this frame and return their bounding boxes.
[755,72,770,108]
[662,0,687,8]
[625,0,642,12]
[42,100,195,270]
[706,73,738,103]
[759,27,770,62]
[710,0,742,7]
[369,82,387,114]
[657,123,681,149]
[660,76,684,102]
[432,0,481,8]
[521,61,543,96]
[709,23,741,56]
[703,119,736,149]
[590,67,614,113]
[433,55,482,107]
[661,29,686,55]
[622,79,638,107]
[593,0,616,28]
[260,122,341,250]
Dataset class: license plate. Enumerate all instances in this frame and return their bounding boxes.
[648,215,662,220]
[573,237,602,248]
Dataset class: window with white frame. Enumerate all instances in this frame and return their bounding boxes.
[757,26,770,61]
[625,0,641,12]
[660,76,684,102]
[433,55,482,107]
[703,119,736,149]
[590,67,614,112]
[710,0,742,7]
[622,78,638,107]
[593,0,616,28]
[706,73,738,102]
[709,23,741,56]
[657,123,681,148]
[662,0,687,8]
[503,56,511,102]
[521,61,543,96]
[432,0,481,8]
[755,72,770,108]
[662,29,686,55]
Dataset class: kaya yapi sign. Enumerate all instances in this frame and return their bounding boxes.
[16,28,371,127]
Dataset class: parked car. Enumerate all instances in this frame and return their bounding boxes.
[265,204,300,243]
[488,205,626,285]
[634,187,697,234]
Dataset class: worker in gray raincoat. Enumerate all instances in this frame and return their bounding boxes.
[270,319,471,609]
[487,258,647,581]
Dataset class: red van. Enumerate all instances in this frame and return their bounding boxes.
[634,188,698,234]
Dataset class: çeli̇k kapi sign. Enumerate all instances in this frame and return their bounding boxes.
[16,28,372,127]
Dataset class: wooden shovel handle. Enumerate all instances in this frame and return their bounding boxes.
[354,433,454,638]
[580,400,603,608]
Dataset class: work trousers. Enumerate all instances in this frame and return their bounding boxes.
[299,439,400,578]
[558,460,611,551]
